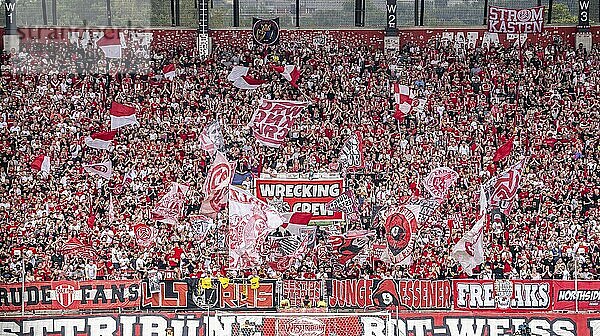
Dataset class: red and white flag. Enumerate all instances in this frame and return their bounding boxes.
[487,159,525,215]
[391,83,427,121]
[326,189,360,222]
[133,224,158,247]
[339,131,365,173]
[201,152,235,217]
[328,230,376,264]
[84,131,116,151]
[451,215,486,276]
[110,102,138,130]
[162,64,176,80]
[31,155,51,174]
[151,182,189,224]
[83,161,113,180]
[272,64,301,88]
[199,121,225,156]
[423,167,459,200]
[228,186,284,269]
[112,169,136,195]
[97,33,122,59]
[379,204,421,265]
[493,137,514,162]
[59,237,97,260]
[227,66,266,90]
[248,99,309,148]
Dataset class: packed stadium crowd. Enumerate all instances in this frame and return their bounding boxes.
[0,31,598,285]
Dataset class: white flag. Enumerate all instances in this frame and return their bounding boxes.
[83,161,113,180]
[451,215,486,276]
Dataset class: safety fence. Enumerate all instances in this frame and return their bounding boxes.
[1,279,599,313]
[4,0,598,28]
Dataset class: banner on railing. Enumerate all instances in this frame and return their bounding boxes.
[2,312,600,336]
[487,6,544,34]
[553,280,600,311]
[327,279,452,310]
[255,178,344,221]
[0,280,140,312]
[453,279,552,312]
[140,279,277,311]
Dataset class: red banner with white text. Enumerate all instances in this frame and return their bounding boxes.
[0,280,140,312]
[553,280,600,311]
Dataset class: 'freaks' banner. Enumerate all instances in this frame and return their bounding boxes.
[0,280,139,312]
[2,312,600,336]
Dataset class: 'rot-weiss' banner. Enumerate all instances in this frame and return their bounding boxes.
[255,178,344,221]
[488,6,544,34]
[248,99,309,148]
[553,280,600,311]
[0,280,140,312]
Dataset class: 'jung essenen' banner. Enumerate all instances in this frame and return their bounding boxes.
[255,178,344,221]
[488,6,544,34]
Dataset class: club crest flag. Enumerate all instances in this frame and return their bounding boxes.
[133,224,157,247]
[339,131,365,172]
[228,186,283,270]
[151,182,189,224]
[252,18,280,46]
[325,189,360,222]
[451,215,486,275]
[248,100,309,148]
[83,161,113,180]
[200,151,235,217]
[487,159,525,215]
[423,167,459,199]
[380,205,420,265]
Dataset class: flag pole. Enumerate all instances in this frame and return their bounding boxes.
[21,255,25,316]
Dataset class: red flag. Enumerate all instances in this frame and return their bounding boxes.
[272,65,301,88]
[31,155,50,173]
[493,137,514,162]
[59,238,97,260]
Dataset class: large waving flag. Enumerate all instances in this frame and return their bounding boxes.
[272,64,301,88]
[199,121,225,156]
[486,159,525,215]
[151,182,189,224]
[228,186,283,269]
[493,137,514,162]
[379,204,421,265]
[227,66,266,90]
[248,100,309,148]
[97,33,122,59]
[31,155,51,174]
[451,215,486,276]
[200,152,235,217]
[83,161,113,180]
[110,102,138,130]
[162,64,176,80]
[423,167,459,200]
[391,83,427,121]
[326,189,360,222]
[328,230,375,264]
[59,237,97,260]
[339,131,365,173]
[84,131,116,151]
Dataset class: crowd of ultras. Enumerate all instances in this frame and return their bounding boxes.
[0,30,598,285]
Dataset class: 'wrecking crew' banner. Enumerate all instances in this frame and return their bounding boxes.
[255,178,344,221]
[487,6,544,34]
